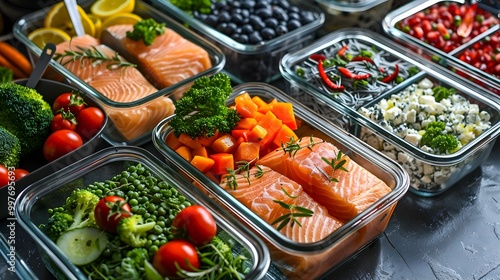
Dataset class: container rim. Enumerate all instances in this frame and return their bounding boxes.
[152,82,410,254]
[15,146,271,280]
[316,0,389,13]
[280,27,500,165]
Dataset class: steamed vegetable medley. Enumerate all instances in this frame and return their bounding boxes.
[358,78,492,189]
[294,39,420,108]
[40,163,250,279]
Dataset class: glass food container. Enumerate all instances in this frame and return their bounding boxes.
[152,82,409,279]
[280,28,500,196]
[0,78,107,220]
[12,0,225,147]
[151,0,324,84]
[382,0,500,95]
[15,146,271,280]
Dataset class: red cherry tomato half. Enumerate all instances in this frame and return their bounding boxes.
[153,240,200,277]
[94,196,131,233]
[172,205,217,246]
[14,169,29,181]
[50,110,77,132]
[52,92,86,115]
[75,107,105,141]
[0,165,9,187]
[43,130,83,162]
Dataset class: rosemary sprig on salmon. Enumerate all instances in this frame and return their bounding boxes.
[54,46,137,69]
[223,160,262,190]
[318,151,349,182]
[272,187,314,231]
[279,136,325,157]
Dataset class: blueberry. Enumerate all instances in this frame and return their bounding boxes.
[265,17,279,29]
[256,7,272,19]
[249,16,266,30]
[287,19,302,31]
[235,34,249,44]
[275,24,288,36]
[255,1,271,10]
[289,5,300,14]
[249,31,263,44]
[240,9,250,19]
[216,22,228,33]
[272,7,289,22]
[241,24,254,34]
[288,12,300,21]
[241,1,256,10]
[300,11,316,24]
[260,27,276,40]
[230,1,241,9]
[214,2,226,11]
[218,11,231,23]
[275,0,290,10]
[225,22,238,35]
[231,13,244,25]
[204,15,219,27]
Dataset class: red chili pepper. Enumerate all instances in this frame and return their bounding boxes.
[381,64,399,83]
[337,67,371,80]
[317,60,344,91]
[457,3,477,38]
[309,53,326,62]
[337,45,349,58]
[351,56,375,64]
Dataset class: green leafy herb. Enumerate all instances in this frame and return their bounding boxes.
[421,121,459,153]
[317,151,349,182]
[126,18,166,46]
[359,49,373,58]
[432,85,456,102]
[279,136,325,157]
[54,46,136,69]
[323,54,348,68]
[223,161,264,190]
[271,187,314,231]
[170,0,213,15]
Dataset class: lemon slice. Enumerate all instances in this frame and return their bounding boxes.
[27,27,71,49]
[88,14,103,37]
[90,0,135,21]
[45,2,96,37]
[101,13,142,31]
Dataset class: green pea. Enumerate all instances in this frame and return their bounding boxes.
[128,198,138,206]
[158,181,168,189]
[149,245,158,255]
[153,225,163,234]
[157,207,167,216]
[119,178,128,185]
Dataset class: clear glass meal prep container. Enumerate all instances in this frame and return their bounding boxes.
[382,0,500,95]
[152,82,409,279]
[14,146,271,280]
[280,28,500,196]
[12,0,226,147]
[151,0,324,84]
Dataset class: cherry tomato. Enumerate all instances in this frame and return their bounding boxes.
[0,165,9,187]
[52,92,86,115]
[75,107,105,141]
[50,110,77,132]
[43,130,83,162]
[94,196,131,233]
[14,169,29,181]
[172,205,217,246]
[153,240,200,277]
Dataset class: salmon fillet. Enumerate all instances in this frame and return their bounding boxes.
[55,35,175,140]
[220,165,344,243]
[102,24,212,89]
[257,137,392,221]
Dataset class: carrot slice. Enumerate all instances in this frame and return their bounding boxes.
[0,42,32,77]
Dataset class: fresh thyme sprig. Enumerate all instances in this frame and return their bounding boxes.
[317,150,349,182]
[54,46,136,69]
[271,187,314,231]
[279,136,325,157]
[223,160,261,190]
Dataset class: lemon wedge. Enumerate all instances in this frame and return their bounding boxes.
[27,27,71,49]
[90,0,135,21]
[45,2,96,37]
[88,14,103,37]
[101,13,142,31]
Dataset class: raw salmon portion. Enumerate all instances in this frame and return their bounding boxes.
[102,24,212,89]
[220,165,344,243]
[257,137,392,221]
[55,35,175,140]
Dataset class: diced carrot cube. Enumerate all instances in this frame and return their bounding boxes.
[234,142,260,164]
[271,102,297,130]
[177,133,203,150]
[235,117,258,131]
[231,129,249,142]
[192,146,208,158]
[211,134,237,154]
[273,123,299,147]
[256,111,282,149]
[190,155,215,173]
[235,92,259,118]
[210,153,234,175]
[197,131,219,147]
[175,146,193,162]
[165,132,183,150]
[247,124,268,142]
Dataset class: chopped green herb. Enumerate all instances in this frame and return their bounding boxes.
[271,187,314,231]
[126,18,166,46]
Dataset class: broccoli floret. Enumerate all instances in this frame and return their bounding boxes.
[421,121,459,153]
[170,73,240,138]
[170,0,212,14]
[40,211,74,242]
[0,66,13,84]
[126,18,166,46]
[433,86,456,102]
[0,83,53,156]
[64,189,99,230]
[117,215,155,248]
[0,126,21,167]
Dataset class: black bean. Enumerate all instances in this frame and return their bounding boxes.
[231,13,244,25]
[241,24,254,34]
[204,14,219,27]
[272,7,289,21]
[275,24,288,35]
[265,17,279,29]
[241,1,256,9]
[287,19,302,31]
[288,12,300,21]
[260,27,276,40]
[249,31,263,44]
[235,34,249,43]
[218,10,231,22]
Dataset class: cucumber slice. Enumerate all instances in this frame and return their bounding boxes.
[56,227,108,266]
[144,259,164,280]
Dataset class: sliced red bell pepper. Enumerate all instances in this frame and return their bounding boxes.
[317,60,345,91]
[309,53,326,62]
[351,56,375,64]
[381,64,399,83]
[337,67,371,80]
